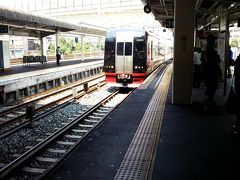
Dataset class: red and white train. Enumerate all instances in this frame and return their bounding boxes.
[104,28,172,87]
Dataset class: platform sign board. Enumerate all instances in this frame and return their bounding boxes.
[166,19,174,28]
[0,25,8,34]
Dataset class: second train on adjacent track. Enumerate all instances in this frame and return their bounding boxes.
[104,28,172,87]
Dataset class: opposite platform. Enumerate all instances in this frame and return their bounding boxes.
[0,58,103,104]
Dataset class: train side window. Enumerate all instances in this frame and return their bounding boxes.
[125,42,132,56]
[117,42,124,55]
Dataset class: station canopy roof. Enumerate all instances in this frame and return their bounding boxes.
[0,7,107,38]
[141,0,240,29]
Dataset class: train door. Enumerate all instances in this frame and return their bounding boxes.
[115,32,133,74]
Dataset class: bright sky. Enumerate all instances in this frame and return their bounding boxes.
[0,0,161,30]
[0,0,175,38]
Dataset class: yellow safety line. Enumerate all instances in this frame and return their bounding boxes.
[114,63,173,180]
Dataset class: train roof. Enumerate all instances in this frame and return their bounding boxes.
[105,28,163,41]
[106,28,147,38]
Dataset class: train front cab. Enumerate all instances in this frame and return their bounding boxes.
[104,30,148,87]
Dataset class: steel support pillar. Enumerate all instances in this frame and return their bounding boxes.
[0,40,10,70]
[173,0,196,104]
[81,35,84,61]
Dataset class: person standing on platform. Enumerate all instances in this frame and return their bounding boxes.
[233,54,240,134]
[202,35,221,111]
[193,47,202,88]
[228,46,234,77]
[56,46,62,65]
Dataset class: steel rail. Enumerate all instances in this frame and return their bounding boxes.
[0,81,106,139]
[42,90,133,180]
[0,79,105,128]
[0,90,123,179]
[0,74,105,116]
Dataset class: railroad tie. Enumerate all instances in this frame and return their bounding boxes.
[25,146,33,149]
[93,112,106,116]
[22,166,46,174]
[47,148,66,154]
[14,111,25,115]
[0,163,6,168]
[64,134,82,139]
[84,119,99,123]
[56,141,75,145]
[11,154,21,158]
[78,124,93,128]
[88,116,102,119]
[5,114,17,118]
[36,156,57,163]
[72,129,88,133]
[97,109,109,113]
[99,107,110,110]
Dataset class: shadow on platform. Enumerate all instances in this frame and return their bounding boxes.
[152,79,240,180]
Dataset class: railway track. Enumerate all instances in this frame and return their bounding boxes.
[0,74,105,139]
[0,89,133,179]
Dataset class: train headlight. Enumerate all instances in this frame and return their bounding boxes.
[105,65,114,69]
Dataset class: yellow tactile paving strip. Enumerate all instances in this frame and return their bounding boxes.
[114,63,173,180]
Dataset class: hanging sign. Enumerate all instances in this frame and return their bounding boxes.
[166,19,174,28]
[0,25,8,34]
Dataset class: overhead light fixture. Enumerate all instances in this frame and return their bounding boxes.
[144,4,151,14]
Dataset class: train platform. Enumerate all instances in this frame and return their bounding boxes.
[46,62,240,180]
[0,58,104,104]
[0,57,103,77]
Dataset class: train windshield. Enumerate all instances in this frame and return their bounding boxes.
[125,42,132,56]
[117,42,132,56]
[117,42,124,55]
